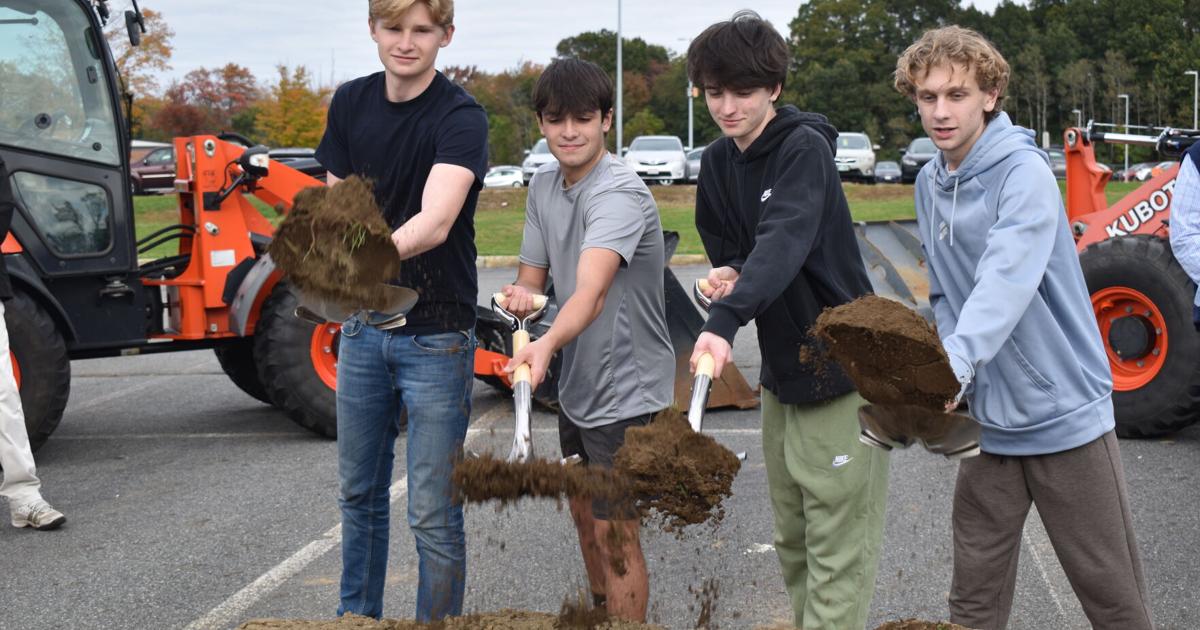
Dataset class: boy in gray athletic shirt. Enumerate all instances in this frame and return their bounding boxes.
[500,57,674,623]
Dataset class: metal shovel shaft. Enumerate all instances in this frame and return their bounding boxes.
[688,353,716,433]
[508,329,534,463]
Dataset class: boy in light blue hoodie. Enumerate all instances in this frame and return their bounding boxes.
[894,27,1154,630]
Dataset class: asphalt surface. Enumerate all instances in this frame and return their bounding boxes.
[1,265,1197,629]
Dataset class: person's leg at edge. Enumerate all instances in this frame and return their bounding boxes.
[1026,431,1154,630]
[760,389,809,627]
[399,329,475,622]
[595,516,647,621]
[561,413,607,605]
[949,451,1033,630]
[0,300,44,509]
[790,392,889,629]
[336,320,402,619]
[577,413,651,622]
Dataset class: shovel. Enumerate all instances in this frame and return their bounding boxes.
[294,284,419,330]
[491,291,550,463]
[691,279,747,461]
[856,403,981,459]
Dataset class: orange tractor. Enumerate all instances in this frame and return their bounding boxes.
[1064,124,1200,437]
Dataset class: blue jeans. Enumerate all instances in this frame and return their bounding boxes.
[335,315,475,621]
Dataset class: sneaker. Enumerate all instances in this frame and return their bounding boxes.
[11,499,66,530]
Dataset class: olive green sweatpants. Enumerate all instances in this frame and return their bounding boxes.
[761,389,890,630]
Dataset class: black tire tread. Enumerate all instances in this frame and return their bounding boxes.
[5,291,71,451]
[1080,235,1200,438]
[213,338,273,405]
[253,284,337,438]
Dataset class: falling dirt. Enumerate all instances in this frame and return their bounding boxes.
[268,176,402,311]
[812,295,958,410]
[612,409,741,533]
[237,610,663,629]
[453,410,740,533]
[873,621,974,630]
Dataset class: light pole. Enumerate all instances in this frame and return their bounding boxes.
[1118,93,1130,173]
[1071,108,1082,128]
[615,0,623,157]
[1186,70,1198,130]
[686,80,694,149]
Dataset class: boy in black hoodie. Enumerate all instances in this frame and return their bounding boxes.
[687,11,889,629]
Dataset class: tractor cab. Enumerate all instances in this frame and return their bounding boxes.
[0,0,147,348]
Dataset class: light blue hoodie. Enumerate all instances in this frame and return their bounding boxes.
[915,112,1114,456]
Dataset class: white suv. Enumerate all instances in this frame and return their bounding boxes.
[834,132,878,183]
[623,135,686,185]
[521,138,557,185]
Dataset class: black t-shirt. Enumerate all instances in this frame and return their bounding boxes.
[315,71,488,333]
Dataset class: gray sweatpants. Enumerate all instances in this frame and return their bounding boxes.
[949,430,1154,630]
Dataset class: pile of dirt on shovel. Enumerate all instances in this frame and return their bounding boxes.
[812,295,960,411]
[612,408,742,532]
[267,176,402,311]
[237,610,663,629]
[453,409,741,533]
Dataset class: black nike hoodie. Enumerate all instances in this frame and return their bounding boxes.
[696,105,871,404]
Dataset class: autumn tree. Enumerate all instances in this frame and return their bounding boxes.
[255,65,329,148]
[103,7,174,137]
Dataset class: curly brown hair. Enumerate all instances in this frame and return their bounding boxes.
[894,26,1010,121]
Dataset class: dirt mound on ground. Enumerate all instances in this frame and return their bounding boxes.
[268,176,401,311]
[812,295,958,410]
[873,621,974,630]
[452,410,740,532]
[238,610,662,629]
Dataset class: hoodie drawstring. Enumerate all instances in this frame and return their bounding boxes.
[929,172,961,254]
[949,173,960,248]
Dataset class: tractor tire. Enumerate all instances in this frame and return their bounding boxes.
[5,291,71,452]
[213,338,273,405]
[1079,234,1200,437]
[254,283,338,438]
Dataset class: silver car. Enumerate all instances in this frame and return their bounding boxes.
[624,135,687,185]
[521,138,557,185]
[685,146,705,183]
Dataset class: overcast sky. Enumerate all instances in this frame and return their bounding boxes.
[105,0,1007,86]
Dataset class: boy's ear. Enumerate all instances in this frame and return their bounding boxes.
[770,84,782,102]
[602,109,613,132]
[983,88,1000,112]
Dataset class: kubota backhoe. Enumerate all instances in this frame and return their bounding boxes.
[1064,123,1200,437]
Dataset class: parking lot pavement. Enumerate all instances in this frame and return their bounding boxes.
[0,265,1196,629]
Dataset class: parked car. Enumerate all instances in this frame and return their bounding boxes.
[874,161,902,183]
[1045,147,1067,179]
[685,146,705,182]
[268,147,327,183]
[130,146,176,194]
[521,138,557,185]
[624,135,687,185]
[834,132,877,183]
[901,137,937,182]
[1114,161,1157,182]
[484,165,524,188]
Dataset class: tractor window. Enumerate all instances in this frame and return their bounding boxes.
[10,171,112,256]
[0,4,120,165]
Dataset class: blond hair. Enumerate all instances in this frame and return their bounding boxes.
[369,0,453,28]
[894,26,1010,121]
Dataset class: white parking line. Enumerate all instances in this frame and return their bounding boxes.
[183,399,510,630]
[1023,528,1069,620]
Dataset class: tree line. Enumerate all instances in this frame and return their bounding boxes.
[112,1,1200,165]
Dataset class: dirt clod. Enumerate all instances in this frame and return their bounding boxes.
[613,409,741,532]
[237,610,662,629]
[268,176,401,311]
[812,295,958,410]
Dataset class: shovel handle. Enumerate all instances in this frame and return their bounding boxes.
[512,329,532,384]
[697,278,713,294]
[493,292,548,312]
[695,352,715,378]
